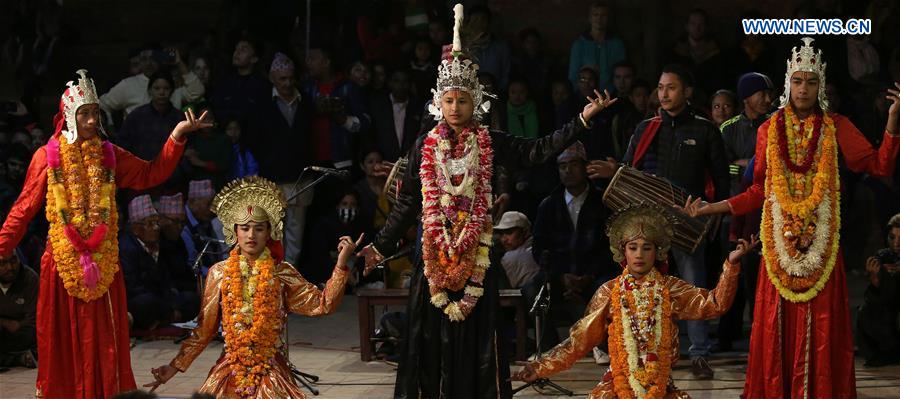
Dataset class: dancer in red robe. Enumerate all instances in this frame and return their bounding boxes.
[686,38,899,398]
[0,69,211,398]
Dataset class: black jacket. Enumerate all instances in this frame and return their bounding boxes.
[624,107,730,200]
[368,93,423,162]
[532,183,614,280]
[247,93,315,183]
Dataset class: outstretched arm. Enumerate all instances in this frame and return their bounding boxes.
[513,283,612,382]
[284,235,360,316]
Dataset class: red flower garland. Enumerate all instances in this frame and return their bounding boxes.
[775,109,823,174]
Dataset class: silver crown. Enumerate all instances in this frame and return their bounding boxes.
[428,4,492,121]
[779,37,829,111]
[61,69,101,143]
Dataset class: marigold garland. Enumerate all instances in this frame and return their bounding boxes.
[420,122,494,321]
[608,267,673,398]
[221,247,281,397]
[44,136,119,301]
[761,106,841,302]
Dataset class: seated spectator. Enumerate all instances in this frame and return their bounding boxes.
[668,8,727,106]
[858,214,900,367]
[100,46,204,122]
[532,141,614,323]
[120,195,199,331]
[494,212,540,297]
[512,28,554,99]
[349,60,371,89]
[156,194,196,293]
[609,79,650,160]
[409,39,437,99]
[188,53,212,92]
[710,89,737,128]
[0,252,37,369]
[223,117,258,180]
[305,189,368,285]
[1,144,31,217]
[183,105,233,189]
[209,38,270,123]
[464,5,511,91]
[498,79,549,139]
[550,79,579,129]
[610,61,635,98]
[182,180,227,275]
[116,71,185,161]
[368,69,422,163]
[497,78,556,216]
[301,45,370,170]
[354,150,389,239]
[568,1,626,91]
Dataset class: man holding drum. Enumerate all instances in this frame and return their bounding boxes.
[592,63,730,379]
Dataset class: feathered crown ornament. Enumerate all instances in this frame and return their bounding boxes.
[427,4,493,121]
[211,176,287,246]
[60,69,102,144]
[778,37,829,111]
[606,203,676,263]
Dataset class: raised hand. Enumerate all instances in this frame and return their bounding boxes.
[172,108,214,141]
[143,364,177,393]
[887,82,900,135]
[581,89,618,123]
[337,233,365,268]
[728,235,760,265]
[357,244,385,276]
[586,157,619,180]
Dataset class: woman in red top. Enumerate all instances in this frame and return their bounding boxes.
[0,69,211,398]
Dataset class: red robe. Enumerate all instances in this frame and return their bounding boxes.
[0,135,185,398]
[728,114,899,399]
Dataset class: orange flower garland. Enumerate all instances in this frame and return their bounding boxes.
[761,106,841,302]
[608,268,673,399]
[44,136,119,301]
[221,247,281,397]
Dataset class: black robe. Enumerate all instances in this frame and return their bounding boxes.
[373,116,589,399]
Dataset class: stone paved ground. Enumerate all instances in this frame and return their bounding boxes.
[2,275,900,398]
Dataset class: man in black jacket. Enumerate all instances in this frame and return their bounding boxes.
[247,53,314,265]
[621,64,729,379]
[368,69,422,162]
[533,141,615,321]
[0,251,37,369]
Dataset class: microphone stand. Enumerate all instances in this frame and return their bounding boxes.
[512,251,573,396]
[281,166,346,395]
[174,238,229,344]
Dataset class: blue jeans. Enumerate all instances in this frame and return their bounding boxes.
[672,242,711,358]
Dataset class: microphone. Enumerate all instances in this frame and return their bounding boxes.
[375,246,413,269]
[307,166,351,180]
[196,234,226,244]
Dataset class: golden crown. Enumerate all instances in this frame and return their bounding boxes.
[606,203,676,263]
[211,176,287,246]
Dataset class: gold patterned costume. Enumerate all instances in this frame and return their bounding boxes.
[523,205,740,398]
[165,177,350,398]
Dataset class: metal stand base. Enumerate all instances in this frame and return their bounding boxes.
[290,365,320,396]
[512,378,574,396]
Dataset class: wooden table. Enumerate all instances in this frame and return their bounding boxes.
[356,288,528,362]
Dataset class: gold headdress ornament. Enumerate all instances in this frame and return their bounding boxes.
[606,203,676,263]
[778,37,829,111]
[211,176,287,246]
[427,3,494,121]
[60,69,102,144]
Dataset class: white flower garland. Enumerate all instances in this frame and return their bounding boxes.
[618,273,665,397]
[769,192,834,277]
